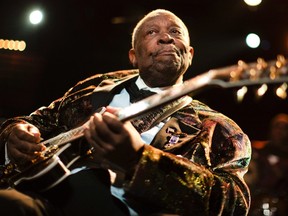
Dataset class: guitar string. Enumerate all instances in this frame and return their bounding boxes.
[41,126,85,147]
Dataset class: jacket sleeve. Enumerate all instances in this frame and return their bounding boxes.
[0,69,139,164]
[0,98,63,165]
[0,73,104,164]
[124,110,251,215]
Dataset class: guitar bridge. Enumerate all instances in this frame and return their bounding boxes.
[31,145,60,164]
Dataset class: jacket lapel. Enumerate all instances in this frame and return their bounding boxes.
[91,74,138,111]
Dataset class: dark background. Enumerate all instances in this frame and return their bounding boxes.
[0,0,287,140]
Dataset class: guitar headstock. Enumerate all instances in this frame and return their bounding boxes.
[206,55,288,101]
[209,55,287,82]
[116,56,287,122]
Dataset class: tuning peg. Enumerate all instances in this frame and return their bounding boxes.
[236,60,252,80]
[268,65,278,80]
[276,55,286,67]
[236,86,248,103]
[256,84,268,97]
[266,55,287,80]
[257,57,268,70]
[276,83,287,99]
[238,60,248,68]
[228,60,247,81]
[276,55,288,76]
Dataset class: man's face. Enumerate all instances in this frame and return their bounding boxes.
[129,12,194,87]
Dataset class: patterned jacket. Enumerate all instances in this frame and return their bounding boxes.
[0,69,251,215]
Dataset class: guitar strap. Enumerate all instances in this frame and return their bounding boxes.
[130,95,193,134]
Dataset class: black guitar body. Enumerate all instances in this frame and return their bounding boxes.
[2,140,92,192]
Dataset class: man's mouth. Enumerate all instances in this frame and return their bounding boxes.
[158,50,175,56]
[153,48,179,57]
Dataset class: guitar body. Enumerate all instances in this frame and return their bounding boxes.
[1,141,92,192]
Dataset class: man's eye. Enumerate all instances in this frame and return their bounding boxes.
[147,30,156,35]
[171,29,181,35]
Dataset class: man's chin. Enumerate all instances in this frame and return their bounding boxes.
[143,70,180,87]
[153,61,180,74]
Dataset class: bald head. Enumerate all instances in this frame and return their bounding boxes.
[128,9,194,87]
[131,9,190,49]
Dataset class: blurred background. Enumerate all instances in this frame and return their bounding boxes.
[0,0,287,141]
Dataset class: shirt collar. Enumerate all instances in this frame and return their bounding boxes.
[135,76,183,93]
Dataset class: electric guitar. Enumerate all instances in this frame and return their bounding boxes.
[0,56,287,192]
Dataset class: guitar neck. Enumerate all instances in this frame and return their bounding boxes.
[117,66,288,121]
[41,125,86,147]
[41,58,288,148]
[41,95,191,148]
[41,108,108,147]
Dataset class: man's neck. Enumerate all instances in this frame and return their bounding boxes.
[136,76,183,93]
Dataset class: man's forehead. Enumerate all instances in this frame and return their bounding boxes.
[132,10,191,46]
[142,13,185,29]
[137,14,189,40]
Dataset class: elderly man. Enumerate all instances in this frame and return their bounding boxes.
[0,9,251,216]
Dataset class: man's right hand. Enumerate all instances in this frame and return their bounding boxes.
[7,123,45,164]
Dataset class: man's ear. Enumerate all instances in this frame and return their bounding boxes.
[129,49,137,67]
[189,46,194,65]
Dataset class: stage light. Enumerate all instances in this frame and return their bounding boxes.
[0,39,26,51]
[246,33,260,48]
[244,0,262,6]
[29,10,43,25]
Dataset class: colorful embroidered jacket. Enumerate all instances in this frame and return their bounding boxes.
[0,69,251,215]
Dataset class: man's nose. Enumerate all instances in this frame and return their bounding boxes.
[158,33,175,44]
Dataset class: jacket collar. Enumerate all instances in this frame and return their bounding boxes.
[91,73,138,111]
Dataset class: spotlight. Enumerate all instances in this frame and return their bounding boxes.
[246,33,261,49]
[29,10,43,25]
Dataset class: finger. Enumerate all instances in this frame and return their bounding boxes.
[87,115,97,141]
[8,146,38,164]
[102,112,124,134]
[90,113,115,144]
[105,106,121,114]
[27,125,42,143]
[8,135,44,154]
[84,128,113,155]
[84,115,115,151]
[13,124,41,144]
[18,141,44,154]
